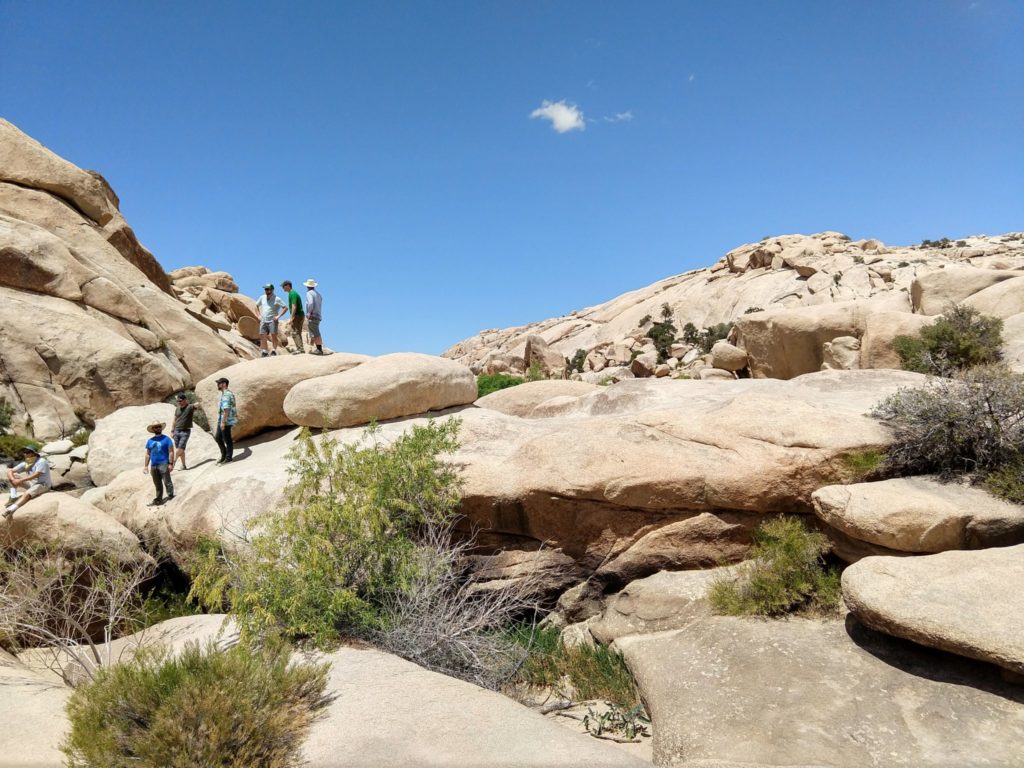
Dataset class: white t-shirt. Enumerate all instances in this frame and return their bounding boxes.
[14,458,52,488]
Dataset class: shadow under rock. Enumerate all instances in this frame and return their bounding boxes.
[844,614,1024,704]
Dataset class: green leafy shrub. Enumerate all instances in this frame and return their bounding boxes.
[873,365,1024,478]
[565,349,588,374]
[647,303,678,362]
[894,305,1003,376]
[699,322,733,354]
[509,624,642,710]
[477,373,524,398]
[70,429,91,448]
[63,640,329,768]
[525,360,546,382]
[0,398,13,433]
[841,449,886,482]
[920,238,952,249]
[956,240,968,248]
[708,517,840,617]
[638,314,652,327]
[0,434,41,459]
[983,459,1024,504]
[194,421,463,647]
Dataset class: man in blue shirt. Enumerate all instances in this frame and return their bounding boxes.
[143,421,175,506]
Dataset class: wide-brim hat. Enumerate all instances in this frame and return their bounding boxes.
[262,283,274,290]
[21,446,40,457]
[146,422,165,434]
[303,278,318,288]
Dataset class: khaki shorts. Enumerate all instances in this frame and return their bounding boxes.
[307,317,321,338]
[25,482,49,498]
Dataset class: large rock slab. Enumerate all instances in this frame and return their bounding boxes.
[0,120,251,438]
[619,617,1024,767]
[285,352,477,429]
[813,477,1024,556]
[196,352,371,440]
[0,650,69,768]
[88,402,220,486]
[912,265,1022,315]
[475,380,598,417]
[302,645,647,768]
[842,546,1024,675]
[0,492,148,564]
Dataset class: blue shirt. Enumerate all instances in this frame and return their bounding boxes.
[219,390,238,426]
[146,434,173,465]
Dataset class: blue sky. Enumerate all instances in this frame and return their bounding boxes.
[2,1,1021,354]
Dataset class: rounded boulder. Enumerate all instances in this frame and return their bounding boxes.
[284,353,477,429]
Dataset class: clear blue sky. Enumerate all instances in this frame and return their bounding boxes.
[3,1,1021,354]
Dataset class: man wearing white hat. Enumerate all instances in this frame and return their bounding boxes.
[304,278,326,355]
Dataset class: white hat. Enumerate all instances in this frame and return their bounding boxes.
[303,278,318,288]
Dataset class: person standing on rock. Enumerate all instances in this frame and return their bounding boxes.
[281,280,305,354]
[256,283,287,357]
[304,278,326,355]
[214,377,237,464]
[172,393,194,470]
[143,422,175,507]
[4,446,52,518]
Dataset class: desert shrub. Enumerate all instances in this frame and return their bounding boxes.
[195,420,463,647]
[647,304,678,362]
[708,517,840,617]
[983,459,1024,504]
[897,261,910,267]
[873,365,1024,478]
[840,449,886,481]
[0,398,13,433]
[70,429,91,448]
[0,434,41,460]
[699,322,733,354]
[638,314,652,327]
[525,360,545,382]
[920,238,952,249]
[852,254,865,264]
[477,373,523,398]
[0,544,155,681]
[509,624,642,710]
[956,240,968,248]
[565,349,587,374]
[743,306,765,315]
[63,640,330,768]
[681,322,700,345]
[894,305,1003,376]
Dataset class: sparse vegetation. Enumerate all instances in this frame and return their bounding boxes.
[872,365,1024,488]
[70,429,91,448]
[525,360,545,382]
[920,238,952,249]
[982,458,1024,505]
[708,517,841,618]
[477,373,524,398]
[565,348,587,374]
[63,640,330,768]
[841,449,886,482]
[893,305,1003,376]
[680,320,733,354]
[743,306,765,315]
[956,240,968,248]
[0,434,41,459]
[0,398,13,433]
[509,624,642,711]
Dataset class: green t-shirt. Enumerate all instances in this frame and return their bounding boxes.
[287,289,304,318]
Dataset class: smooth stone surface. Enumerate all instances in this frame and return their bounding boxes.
[0,650,69,768]
[475,380,598,417]
[284,352,477,429]
[302,645,648,768]
[619,616,1024,767]
[843,546,1024,674]
[813,477,1024,554]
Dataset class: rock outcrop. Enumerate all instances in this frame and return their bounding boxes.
[0,119,255,439]
[0,650,69,768]
[842,546,1024,675]
[444,231,1024,381]
[619,617,1024,767]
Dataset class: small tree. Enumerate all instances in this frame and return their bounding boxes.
[894,304,1003,376]
[647,303,678,362]
[565,349,587,374]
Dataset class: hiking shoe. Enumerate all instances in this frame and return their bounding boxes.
[166,494,175,501]
[261,351,268,358]
[311,349,324,355]
[290,349,303,355]
[270,351,277,356]
[147,498,163,507]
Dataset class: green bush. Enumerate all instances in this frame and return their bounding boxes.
[477,373,524,398]
[565,349,587,374]
[509,624,642,710]
[647,303,678,362]
[63,640,329,768]
[841,449,886,482]
[193,421,463,647]
[708,517,840,617]
[0,398,13,434]
[983,459,1024,504]
[872,365,1024,478]
[894,305,1003,376]
[525,360,545,382]
[0,434,41,460]
[70,429,91,448]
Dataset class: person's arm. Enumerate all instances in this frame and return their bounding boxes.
[276,297,287,321]
[167,438,176,473]
[143,446,151,474]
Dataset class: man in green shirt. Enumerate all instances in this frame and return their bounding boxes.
[281,280,305,354]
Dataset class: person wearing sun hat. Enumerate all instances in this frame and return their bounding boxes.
[143,421,175,507]
[4,445,52,518]
[304,278,326,355]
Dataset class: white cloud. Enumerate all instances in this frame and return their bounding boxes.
[530,100,586,133]
[603,110,633,123]
[688,73,695,83]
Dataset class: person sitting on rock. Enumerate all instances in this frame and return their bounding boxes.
[281,280,305,354]
[304,278,326,355]
[5,446,52,518]
[143,421,175,507]
[214,377,237,464]
[256,283,287,357]
[172,392,194,470]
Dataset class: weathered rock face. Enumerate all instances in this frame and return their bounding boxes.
[618,617,1024,767]
[302,646,646,768]
[0,119,254,439]
[465,549,584,606]
[814,477,1024,558]
[0,650,69,768]
[523,334,567,378]
[88,402,220,486]
[284,353,477,429]
[843,546,1024,675]
[475,380,598,418]
[196,353,371,441]
[444,231,1024,379]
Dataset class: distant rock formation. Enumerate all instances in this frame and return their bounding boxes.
[0,119,257,438]
[444,231,1024,380]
